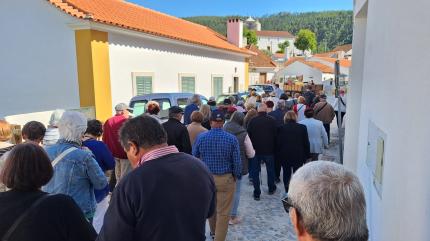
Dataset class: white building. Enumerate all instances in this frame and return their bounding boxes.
[0,0,253,121]
[246,45,277,84]
[256,31,300,56]
[244,17,262,31]
[344,0,430,240]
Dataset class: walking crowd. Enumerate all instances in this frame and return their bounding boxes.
[0,86,367,241]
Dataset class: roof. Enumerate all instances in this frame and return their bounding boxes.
[313,57,352,68]
[332,44,353,53]
[256,30,295,38]
[273,53,286,59]
[284,57,334,74]
[313,51,337,58]
[246,45,277,68]
[47,0,252,55]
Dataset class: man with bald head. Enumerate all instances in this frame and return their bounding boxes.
[246,103,278,200]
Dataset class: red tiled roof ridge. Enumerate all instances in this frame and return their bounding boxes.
[285,57,334,73]
[47,0,252,55]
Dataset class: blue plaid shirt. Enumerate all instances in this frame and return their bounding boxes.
[192,128,242,179]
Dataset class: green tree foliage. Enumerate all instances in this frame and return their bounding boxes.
[243,28,258,45]
[184,11,353,51]
[294,29,317,53]
[277,40,290,53]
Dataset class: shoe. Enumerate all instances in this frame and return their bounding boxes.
[275,178,281,184]
[253,195,260,201]
[269,187,277,195]
[229,217,241,225]
[209,232,215,240]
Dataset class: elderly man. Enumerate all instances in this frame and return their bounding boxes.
[162,106,192,154]
[184,94,201,125]
[193,110,241,241]
[98,116,215,241]
[284,161,368,241]
[103,103,133,184]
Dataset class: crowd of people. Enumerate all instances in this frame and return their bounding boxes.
[0,86,367,241]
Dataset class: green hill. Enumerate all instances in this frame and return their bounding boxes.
[184,11,353,52]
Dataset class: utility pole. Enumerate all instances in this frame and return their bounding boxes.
[334,60,344,164]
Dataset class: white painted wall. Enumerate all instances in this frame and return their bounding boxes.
[310,57,351,81]
[108,32,246,109]
[275,61,324,84]
[345,0,430,240]
[257,36,298,55]
[0,0,80,118]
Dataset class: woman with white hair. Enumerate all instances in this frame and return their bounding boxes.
[43,109,65,146]
[43,111,108,222]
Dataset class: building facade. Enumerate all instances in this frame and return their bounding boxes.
[256,31,300,56]
[0,0,252,121]
[344,0,430,240]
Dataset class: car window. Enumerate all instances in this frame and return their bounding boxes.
[130,100,148,116]
[177,98,188,108]
[153,98,171,119]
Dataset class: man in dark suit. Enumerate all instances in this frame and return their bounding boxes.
[162,106,192,154]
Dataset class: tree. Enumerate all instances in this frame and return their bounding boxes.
[294,29,317,54]
[243,27,258,45]
[276,40,290,53]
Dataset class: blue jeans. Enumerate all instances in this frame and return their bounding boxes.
[249,155,276,197]
[230,178,242,217]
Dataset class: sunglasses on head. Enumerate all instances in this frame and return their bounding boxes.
[281,194,294,214]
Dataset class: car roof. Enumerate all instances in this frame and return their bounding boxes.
[130,93,206,102]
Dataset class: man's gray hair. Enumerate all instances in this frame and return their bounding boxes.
[288,161,368,241]
[276,99,286,111]
[58,111,87,142]
[189,94,201,105]
[49,109,65,127]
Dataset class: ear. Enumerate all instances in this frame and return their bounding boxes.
[290,208,306,238]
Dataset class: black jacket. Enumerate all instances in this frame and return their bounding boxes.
[98,153,216,241]
[247,112,277,155]
[276,121,310,168]
[162,118,192,154]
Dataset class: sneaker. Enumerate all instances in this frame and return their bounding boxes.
[229,217,241,225]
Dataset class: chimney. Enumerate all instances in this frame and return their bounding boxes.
[227,18,244,48]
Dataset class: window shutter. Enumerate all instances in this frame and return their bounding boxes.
[135,76,152,95]
[213,77,223,97]
[181,76,195,93]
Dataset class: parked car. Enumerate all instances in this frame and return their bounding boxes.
[130,93,207,119]
[216,92,248,104]
[248,84,275,94]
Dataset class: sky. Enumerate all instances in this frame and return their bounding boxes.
[128,0,353,17]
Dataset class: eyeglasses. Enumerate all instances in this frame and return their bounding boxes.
[281,194,294,214]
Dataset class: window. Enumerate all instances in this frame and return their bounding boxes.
[130,100,148,116]
[177,98,189,109]
[212,76,223,97]
[179,75,195,93]
[152,98,171,119]
[132,73,153,96]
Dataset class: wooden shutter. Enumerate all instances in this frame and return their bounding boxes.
[181,76,195,93]
[135,76,152,95]
[213,77,223,97]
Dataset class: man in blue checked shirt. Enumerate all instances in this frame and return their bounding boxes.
[193,110,241,241]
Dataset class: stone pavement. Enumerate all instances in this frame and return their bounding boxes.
[206,123,343,241]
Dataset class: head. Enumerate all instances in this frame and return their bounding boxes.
[306,86,313,91]
[146,101,160,115]
[210,110,225,128]
[275,83,280,89]
[257,103,268,113]
[229,111,245,126]
[280,93,288,100]
[168,106,184,121]
[223,98,232,106]
[0,143,53,191]
[298,96,306,104]
[115,103,132,117]
[319,94,327,102]
[119,115,167,168]
[277,99,287,111]
[256,95,262,102]
[22,121,46,144]
[48,109,65,127]
[191,111,204,124]
[284,111,297,123]
[190,94,202,106]
[304,109,314,119]
[245,103,256,111]
[58,111,88,143]
[294,93,300,99]
[266,101,274,110]
[340,89,345,96]
[200,104,212,120]
[0,120,12,142]
[244,109,258,125]
[251,89,257,96]
[287,161,368,241]
[85,119,103,138]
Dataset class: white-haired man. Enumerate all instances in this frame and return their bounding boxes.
[283,161,369,241]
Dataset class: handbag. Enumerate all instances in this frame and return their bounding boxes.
[2,194,53,241]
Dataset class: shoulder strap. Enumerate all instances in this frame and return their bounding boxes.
[297,105,305,112]
[340,97,346,106]
[51,147,78,167]
[2,194,53,241]
[315,103,328,116]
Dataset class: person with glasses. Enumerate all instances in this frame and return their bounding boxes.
[282,161,368,241]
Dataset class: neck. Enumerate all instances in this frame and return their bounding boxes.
[83,134,98,140]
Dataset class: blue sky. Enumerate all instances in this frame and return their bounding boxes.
[129,0,353,17]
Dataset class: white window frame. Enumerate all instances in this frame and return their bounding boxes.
[178,73,196,93]
[132,72,154,96]
[211,74,224,97]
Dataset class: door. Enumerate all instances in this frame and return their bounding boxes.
[233,77,239,93]
[259,73,267,83]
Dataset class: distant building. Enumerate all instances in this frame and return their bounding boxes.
[246,45,277,84]
[244,17,261,31]
[256,30,300,56]
[0,0,253,120]
[314,43,353,60]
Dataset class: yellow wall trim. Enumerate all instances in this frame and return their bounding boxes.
[75,30,112,121]
[244,58,250,89]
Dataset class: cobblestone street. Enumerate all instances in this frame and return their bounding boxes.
[207,123,342,241]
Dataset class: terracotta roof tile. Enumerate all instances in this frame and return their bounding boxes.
[313,57,352,68]
[246,45,277,68]
[284,57,334,74]
[256,30,295,38]
[47,0,252,55]
[332,44,352,53]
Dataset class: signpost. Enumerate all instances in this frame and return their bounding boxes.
[334,60,344,164]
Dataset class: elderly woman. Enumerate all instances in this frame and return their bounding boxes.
[223,111,255,225]
[43,111,107,222]
[0,120,15,192]
[187,111,207,145]
[43,109,65,146]
[299,109,328,161]
[199,104,212,130]
[145,101,162,123]
[0,143,97,241]
[276,111,310,192]
[293,96,307,122]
